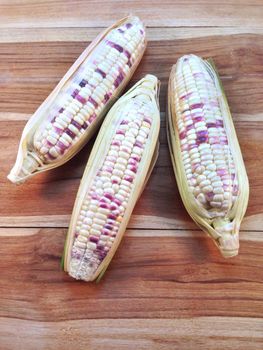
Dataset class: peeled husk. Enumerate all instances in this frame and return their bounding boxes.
[167,57,249,258]
[63,74,160,281]
[8,15,146,184]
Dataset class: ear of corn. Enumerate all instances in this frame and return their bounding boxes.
[63,74,160,281]
[167,54,249,258]
[8,15,146,184]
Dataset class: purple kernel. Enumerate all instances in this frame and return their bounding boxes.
[71,89,79,98]
[124,175,134,183]
[88,96,98,108]
[112,140,121,146]
[54,127,63,135]
[217,169,228,176]
[102,229,110,236]
[89,236,99,243]
[46,140,54,147]
[104,93,111,103]
[57,141,68,153]
[76,94,86,104]
[95,68,106,79]
[105,224,113,230]
[206,191,214,199]
[216,120,224,127]
[79,79,88,88]
[207,122,217,128]
[143,117,152,125]
[71,120,82,130]
[107,219,115,226]
[82,121,89,130]
[109,214,117,220]
[59,107,65,113]
[135,140,143,148]
[131,155,140,162]
[114,72,124,88]
[124,49,131,59]
[110,204,117,211]
[118,28,125,33]
[193,116,204,122]
[100,198,108,204]
[179,131,187,140]
[113,198,122,206]
[126,23,132,29]
[116,129,125,135]
[197,130,208,137]
[65,128,76,139]
[104,193,113,201]
[186,124,194,131]
[107,40,123,53]
[100,203,109,209]
[197,136,208,144]
[140,29,144,35]
[189,143,198,150]
[190,103,204,110]
[128,158,137,166]
[121,120,129,125]
[128,165,137,173]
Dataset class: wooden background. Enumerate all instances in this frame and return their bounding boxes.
[1,1,263,349]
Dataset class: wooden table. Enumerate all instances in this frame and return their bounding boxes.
[1,1,263,349]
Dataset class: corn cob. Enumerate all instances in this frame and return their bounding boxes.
[167,54,249,257]
[8,15,146,184]
[63,75,160,281]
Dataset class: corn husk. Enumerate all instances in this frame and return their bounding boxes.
[8,15,146,184]
[167,56,249,257]
[63,74,160,281]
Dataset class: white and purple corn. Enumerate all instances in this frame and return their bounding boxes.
[167,54,249,257]
[63,75,160,281]
[8,15,146,184]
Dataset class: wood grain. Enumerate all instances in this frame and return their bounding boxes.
[1,317,263,350]
[1,228,263,321]
[0,1,263,348]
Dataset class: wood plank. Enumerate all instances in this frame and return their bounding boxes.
[0,0,262,28]
[1,26,263,43]
[1,228,263,321]
[0,317,263,350]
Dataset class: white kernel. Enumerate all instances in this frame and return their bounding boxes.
[78,235,88,243]
[49,147,60,158]
[197,193,207,204]
[206,164,217,171]
[119,151,130,160]
[203,185,213,193]
[200,180,211,188]
[197,175,206,184]
[195,166,205,174]
[214,187,224,194]
[112,169,123,177]
[68,124,79,135]
[46,135,57,145]
[210,201,222,208]
[40,146,49,154]
[212,181,222,188]
[87,242,97,250]
[116,193,125,202]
